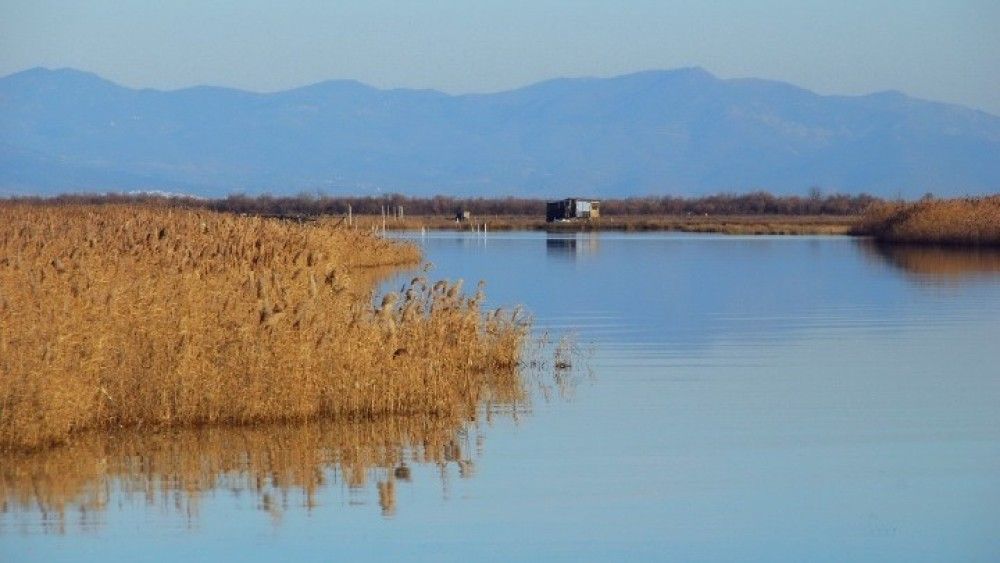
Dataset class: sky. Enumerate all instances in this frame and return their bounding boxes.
[1,0,999,115]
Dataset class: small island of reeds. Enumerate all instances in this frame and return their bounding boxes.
[855,196,1000,246]
[0,204,529,451]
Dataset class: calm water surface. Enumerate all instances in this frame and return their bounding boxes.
[4,233,1000,561]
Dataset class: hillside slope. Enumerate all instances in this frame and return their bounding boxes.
[2,67,998,197]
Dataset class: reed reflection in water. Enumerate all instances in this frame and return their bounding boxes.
[860,240,1000,282]
[1,401,529,533]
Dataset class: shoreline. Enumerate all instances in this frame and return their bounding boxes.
[347,214,858,236]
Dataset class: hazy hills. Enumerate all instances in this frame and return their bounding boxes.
[1,67,998,198]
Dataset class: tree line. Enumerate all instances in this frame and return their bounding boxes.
[6,190,883,216]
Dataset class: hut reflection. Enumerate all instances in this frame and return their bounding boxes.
[546,233,600,260]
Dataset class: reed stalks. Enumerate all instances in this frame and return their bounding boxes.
[854,196,1000,246]
[0,204,529,451]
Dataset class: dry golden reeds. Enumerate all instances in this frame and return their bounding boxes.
[854,196,1000,246]
[0,204,529,451]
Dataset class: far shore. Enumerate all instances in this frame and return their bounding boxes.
[348,214,858,236]
[4,191,873,236]
[9,193,999,243]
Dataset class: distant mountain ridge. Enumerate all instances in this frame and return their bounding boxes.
[1,66,998,198]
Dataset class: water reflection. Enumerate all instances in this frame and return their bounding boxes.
[860,240,1000,282]
[10,232,999,561]
[546,233,600,259]
[0,409,525,533]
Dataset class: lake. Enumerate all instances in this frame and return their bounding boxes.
[4,232,1000,562]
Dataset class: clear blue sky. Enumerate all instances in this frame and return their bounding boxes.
[2,0,998,114]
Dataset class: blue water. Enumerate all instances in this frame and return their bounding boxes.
[4,232,1000,562]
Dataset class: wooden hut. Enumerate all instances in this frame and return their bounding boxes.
[546,198,601,222]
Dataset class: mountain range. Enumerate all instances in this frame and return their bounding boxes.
[1,67,998,198]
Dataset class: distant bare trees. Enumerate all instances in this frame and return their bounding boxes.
[599,191,879,216]
[7,190,881,217]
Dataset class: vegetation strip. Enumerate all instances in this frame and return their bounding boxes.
[8,191,878,217]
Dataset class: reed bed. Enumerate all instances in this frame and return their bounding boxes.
[854,196,1000,246]
[0,204,529,451]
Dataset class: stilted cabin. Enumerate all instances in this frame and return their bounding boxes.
[455,210,472,222]
[546,198,601,222]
